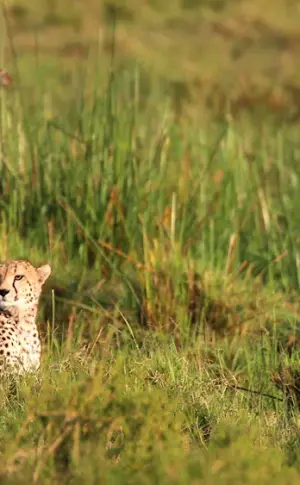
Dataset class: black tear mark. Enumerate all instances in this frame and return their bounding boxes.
[12,279,18,300]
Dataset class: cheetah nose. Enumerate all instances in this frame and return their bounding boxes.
[0,289,9,297]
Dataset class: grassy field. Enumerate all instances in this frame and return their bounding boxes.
[1,1,300,483]
[6,0,300,120]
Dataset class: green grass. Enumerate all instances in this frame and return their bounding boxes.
[7,0,300,119]
[2,19,300,481]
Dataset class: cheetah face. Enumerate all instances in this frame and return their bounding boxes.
[0,260,51,310]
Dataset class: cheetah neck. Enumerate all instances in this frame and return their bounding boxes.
[0,304,38,328]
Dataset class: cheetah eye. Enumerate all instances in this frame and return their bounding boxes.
[14,275,24,281]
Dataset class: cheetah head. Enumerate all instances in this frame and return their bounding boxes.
[0,260,51,311]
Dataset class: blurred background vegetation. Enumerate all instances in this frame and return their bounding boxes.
[5,0,300,121]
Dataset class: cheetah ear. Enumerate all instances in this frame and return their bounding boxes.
[37,264,51,284]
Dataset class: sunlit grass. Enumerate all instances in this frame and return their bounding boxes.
[1,31,300,481]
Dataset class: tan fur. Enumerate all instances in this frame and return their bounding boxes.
[0,260,51,374]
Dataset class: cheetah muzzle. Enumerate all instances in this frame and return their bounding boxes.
[0,260,51,375]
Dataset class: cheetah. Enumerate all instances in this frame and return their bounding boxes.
[0,260,51,374]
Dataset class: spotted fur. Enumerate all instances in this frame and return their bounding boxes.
[0,260,51,374]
